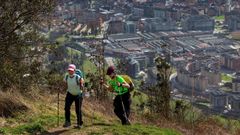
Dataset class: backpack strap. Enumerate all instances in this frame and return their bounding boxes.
[121,75,134,92]
[75,75,80,85]
[65,74,69,82]
[65,74,79,85]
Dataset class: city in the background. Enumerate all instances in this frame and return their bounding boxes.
[43,0,240,118]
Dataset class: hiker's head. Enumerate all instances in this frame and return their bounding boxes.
[68,64,76,75]
[107,66,115,79]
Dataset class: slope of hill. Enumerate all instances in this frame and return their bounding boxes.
[0,90,181,135]
[1,87,240,135]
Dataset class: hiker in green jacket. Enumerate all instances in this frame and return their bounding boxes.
[101,66,131,125]
[63,64,84,128]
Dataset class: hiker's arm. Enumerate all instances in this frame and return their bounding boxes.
[116,76,130,88]
[100,80,114,92]
[79,78,84,88]
[118,81,130,88]
[102,83,114,92]
[122,82,130,88]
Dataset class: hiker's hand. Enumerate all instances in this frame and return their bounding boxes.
[80,85,84,90]
[100,78,104,85]
[80,78,84,86]
[113,91,118,95]
[108,86,114,92]
[117,82,122,87]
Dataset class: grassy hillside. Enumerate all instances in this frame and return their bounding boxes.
[66,123,181,135]
[1,88,240,135]
[1,81,240,135]
[0,91,181,135]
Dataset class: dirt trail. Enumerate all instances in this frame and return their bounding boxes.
[45,122,113,135]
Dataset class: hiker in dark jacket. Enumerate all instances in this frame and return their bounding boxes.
[101,66,131,125]
[63,64,84,128]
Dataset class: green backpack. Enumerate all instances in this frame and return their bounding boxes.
[75,69,84,78]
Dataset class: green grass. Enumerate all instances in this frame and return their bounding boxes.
[56,36,67,44]
[214,15,225,21]
[3,123,45,134]
[172,68,177,74]
[0,128,6,134]
[131,91,148,112]
[67,123,182,135]
[0,104,182,135]
[132,91,148,104]
[133,79,142,90]
[0,115,64,134]
[212,115,240,134]
[221,73,233,82]
[83,59,97,74]
[170,100,202,124]
[100,123,181,135]
[66,47,81,55]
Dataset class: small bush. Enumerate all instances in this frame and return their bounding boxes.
[12,123,45,134]
[0,128,6,134]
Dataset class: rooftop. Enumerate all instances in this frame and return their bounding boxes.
[230,95,240,101]
[211,90,227,96]
[108,33,141,42]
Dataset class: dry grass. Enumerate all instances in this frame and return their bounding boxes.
[133,111,232,135]
[194,118,230,135]
[82,97,117,125]
[0,91,28,118]
[234,128,240,135]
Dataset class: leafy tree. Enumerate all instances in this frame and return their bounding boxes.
[116,58,128,74]
[0,0,56,90]
[147,56,172,118]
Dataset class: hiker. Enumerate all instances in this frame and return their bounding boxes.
[101,66,131,125]
[63,64,84,128]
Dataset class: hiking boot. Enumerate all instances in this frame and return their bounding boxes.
[122,119,131,125]
[63,122,71,128]
[125,119,131,125]
[74,124,82,129]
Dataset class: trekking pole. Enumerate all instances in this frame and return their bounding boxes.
[120,96,129,122]
[79,79,85,128]
[92,87,95,125]
[78,85,82,128]
[57,88,60,127]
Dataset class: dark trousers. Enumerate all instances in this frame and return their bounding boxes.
[113,92,131,124]
[64,92,83,125]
